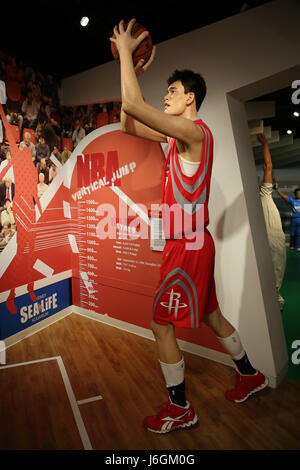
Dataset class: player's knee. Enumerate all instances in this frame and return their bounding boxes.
[203,307,234,337]
[151,319,163,338]
[151,320,172,340]
[203,306,223,331]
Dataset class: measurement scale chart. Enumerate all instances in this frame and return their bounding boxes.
[77,199,100,310]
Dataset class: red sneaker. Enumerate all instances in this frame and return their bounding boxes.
[144,398,198,433]
[225,371,268,403]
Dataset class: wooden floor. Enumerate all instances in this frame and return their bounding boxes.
[0,313,300,450]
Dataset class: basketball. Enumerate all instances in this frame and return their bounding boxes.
[111,22,153,66]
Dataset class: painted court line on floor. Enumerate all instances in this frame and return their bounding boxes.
[77,395,103,405]
[0,355,93,450]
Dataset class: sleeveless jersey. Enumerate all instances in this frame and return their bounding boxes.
[161,119,214,239]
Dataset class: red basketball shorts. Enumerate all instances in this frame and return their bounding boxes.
[152,229,219,328]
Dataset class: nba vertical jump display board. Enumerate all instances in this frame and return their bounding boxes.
[68,124,165,326]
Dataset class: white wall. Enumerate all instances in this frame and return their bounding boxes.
[62,0,300,384]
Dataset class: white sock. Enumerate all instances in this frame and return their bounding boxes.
[159,357,185,388]
[216,330,245,360]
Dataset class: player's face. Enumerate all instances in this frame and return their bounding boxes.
[164,81,188,116]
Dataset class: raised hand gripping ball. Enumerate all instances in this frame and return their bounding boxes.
[111,22,153,66]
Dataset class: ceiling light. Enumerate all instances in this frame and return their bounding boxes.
[293,111,299,117]
[287,129,293,134]
[80,16,89,27]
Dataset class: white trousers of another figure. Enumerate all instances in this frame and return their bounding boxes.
[260,183,286,309]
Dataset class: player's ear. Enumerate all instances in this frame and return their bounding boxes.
[186,92,195,106]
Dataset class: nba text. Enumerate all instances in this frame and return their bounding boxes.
[75,150,136,193]
[72,153,136,201]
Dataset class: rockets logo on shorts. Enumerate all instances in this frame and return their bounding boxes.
[160,289,187,319]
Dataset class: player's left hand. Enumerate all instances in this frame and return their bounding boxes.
[134,45,156,77]
[110,19,149,56]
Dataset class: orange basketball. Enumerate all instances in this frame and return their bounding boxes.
[111,22,153,66]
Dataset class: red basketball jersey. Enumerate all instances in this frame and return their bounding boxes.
[161,119,214,239]
[153,119,218,328]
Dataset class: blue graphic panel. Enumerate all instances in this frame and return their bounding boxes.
[0,278,71,340]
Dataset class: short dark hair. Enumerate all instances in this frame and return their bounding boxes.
[167,69,207,111]
[294,187,300,197]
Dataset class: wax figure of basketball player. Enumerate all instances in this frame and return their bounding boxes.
[110,19,268,434]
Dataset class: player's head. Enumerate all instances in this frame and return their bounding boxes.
[165,69,206,114]
[294,187,300,199]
